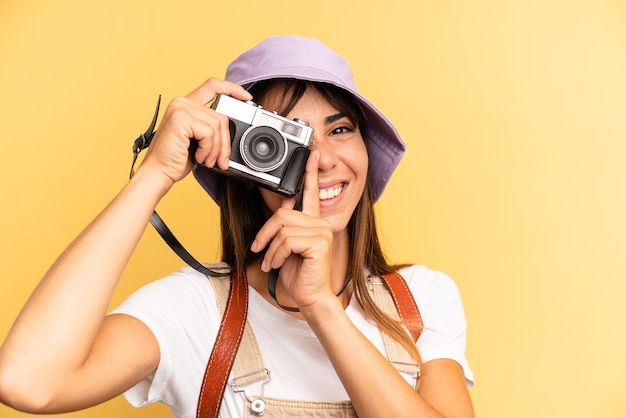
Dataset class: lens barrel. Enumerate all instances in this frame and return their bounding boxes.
[240,126,288,172]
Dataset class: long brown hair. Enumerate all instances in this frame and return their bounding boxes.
[218,79,422,365]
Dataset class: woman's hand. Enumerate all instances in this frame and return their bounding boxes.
[251,151,340,311]
[138,78,252,186]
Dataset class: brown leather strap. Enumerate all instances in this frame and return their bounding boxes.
[381,272,423,342]
[196,269,248,418]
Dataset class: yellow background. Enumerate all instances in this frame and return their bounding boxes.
[1,0,625,417]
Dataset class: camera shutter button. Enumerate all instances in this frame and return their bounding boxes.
[293,118,309,126]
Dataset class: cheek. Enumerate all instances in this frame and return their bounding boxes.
[359,156,369,180]
[350,143,369,181]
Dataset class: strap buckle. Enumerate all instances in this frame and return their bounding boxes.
[230,368,272,417]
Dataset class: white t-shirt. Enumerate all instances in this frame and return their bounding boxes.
[111,265,474,418]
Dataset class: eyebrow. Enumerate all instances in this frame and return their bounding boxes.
[325,113,346,124]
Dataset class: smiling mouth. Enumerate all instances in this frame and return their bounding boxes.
[319,184,344,201]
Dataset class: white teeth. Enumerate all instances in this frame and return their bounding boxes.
[319,185,343,201]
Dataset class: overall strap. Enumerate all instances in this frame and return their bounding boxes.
[196,264,248,418]
[210,272,267,388]
[369,273,423,379]
[380,272,424,342]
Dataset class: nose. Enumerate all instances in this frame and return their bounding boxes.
[309,134,337,171]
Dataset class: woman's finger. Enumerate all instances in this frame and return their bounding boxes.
[191,111,230,168]
[260,224,331,272]
[185,77,252,106]
[184,79,250,170]
[301,150,321,217]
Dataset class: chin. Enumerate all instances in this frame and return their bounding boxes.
[319,210,351,235]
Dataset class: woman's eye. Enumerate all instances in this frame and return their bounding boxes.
[331,126,353,135]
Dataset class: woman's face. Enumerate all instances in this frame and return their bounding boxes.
[258,85,369,233]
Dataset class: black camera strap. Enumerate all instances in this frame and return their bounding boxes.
[130,96,229,278]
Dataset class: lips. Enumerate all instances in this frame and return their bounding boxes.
[319,183,344,201]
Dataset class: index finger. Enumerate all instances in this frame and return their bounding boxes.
[185,77,252,106]
[301,150,321,217]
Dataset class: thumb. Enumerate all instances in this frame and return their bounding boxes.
[185,78,252,105]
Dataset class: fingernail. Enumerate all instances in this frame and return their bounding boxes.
[250,239,258,252]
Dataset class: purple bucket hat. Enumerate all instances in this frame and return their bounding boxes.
[193,35,406,203]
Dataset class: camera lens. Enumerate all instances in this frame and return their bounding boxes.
[240,126,288,172]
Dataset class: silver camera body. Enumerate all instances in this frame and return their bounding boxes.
[209,94,314,197]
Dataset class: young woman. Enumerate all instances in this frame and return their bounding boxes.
[0,36,474,417]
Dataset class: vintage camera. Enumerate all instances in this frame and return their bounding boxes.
[202,94,313,197]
